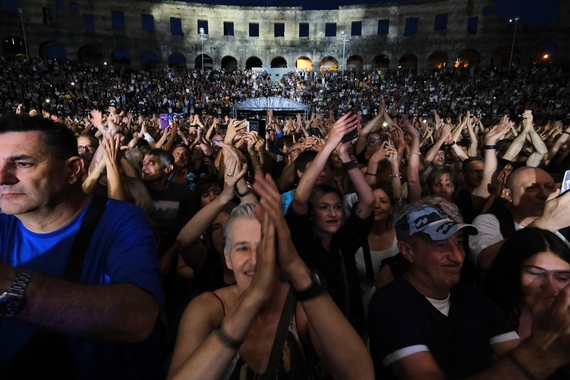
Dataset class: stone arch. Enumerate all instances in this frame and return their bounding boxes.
[246,56,263,70]
[530,41,557,64]
[195,54,213,70]
[427,51,448,70]
[319,56,338,71]
[456,49,481,68]
[270,56,287,68]
[112,49,131,65]
[77,45,102,64]
[372,54,390,71]
[2,36,26,57]
[295,56,312,70]
[140,51,160,68]
[168,52,187,68]
[221,55,238,70]
[491,46,520,69]
[347,55,364,71]
[40,41,67,60]
[398,53,418,75]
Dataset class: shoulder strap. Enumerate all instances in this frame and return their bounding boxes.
[64,195,108,282]
[362,239,375,283]
[264,287,296,379]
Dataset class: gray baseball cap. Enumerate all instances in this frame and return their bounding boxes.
[395,205,478,241]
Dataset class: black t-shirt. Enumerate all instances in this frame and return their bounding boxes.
[368,278,517,379]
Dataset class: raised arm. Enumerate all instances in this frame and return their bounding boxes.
[292,113,359,216]
[338,135,374,219]
[253,173,374,380]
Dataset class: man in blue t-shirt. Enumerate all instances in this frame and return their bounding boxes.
[0,114,164,379]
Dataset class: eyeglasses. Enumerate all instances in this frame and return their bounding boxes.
[77,145,94,152]
[522,265,570,283]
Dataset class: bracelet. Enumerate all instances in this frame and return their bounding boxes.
[214,324,242,350]
[563,131,570,135]
[293,271,326,301]
[254,164,263,172]
[364,172,376,177]
[411,152,422,156]
[483,145,496,150]
[342,161,358,171]
[506,351,537,380]
[235,183,252,197]
[390,173,403,179]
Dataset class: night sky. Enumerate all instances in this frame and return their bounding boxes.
[182,0,560,25]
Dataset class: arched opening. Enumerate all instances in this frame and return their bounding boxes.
[78,45,103,64]
[372,54,390,71]
[195,54,213,70]
[319,56,338,71]
[168,52,187,68]
[295,56,312,70]
[40,41,67,61]
[221,56,238,70]
[398,53,418,75]
[427,51,448,70]
[531,41,557,65]
[246,56,263,70]
[491,46,520,70]
[347,55,364,71]
[456,49,481,68]
[112,49,131,65]
[140,51,160,69]
[270,56,287,68]
[2,36,26,57]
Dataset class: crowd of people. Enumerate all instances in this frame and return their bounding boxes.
[2,56,570,122]
[2,54,570,380]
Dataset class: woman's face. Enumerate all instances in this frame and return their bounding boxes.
[373,188,393,223]
[431,173,455,201]
[312,192,343,237]
[211,212,230,254]
[224,218,261,291]
[200,185,222,208]
[520,251,570,310]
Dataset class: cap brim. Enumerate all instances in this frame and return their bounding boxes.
[421,220,478,241]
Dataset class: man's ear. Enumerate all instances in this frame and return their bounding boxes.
[296,169,304,179]
[502,188,512,202]
[67,156,84,185]
[165,164,174,174]
[398,241,415,263]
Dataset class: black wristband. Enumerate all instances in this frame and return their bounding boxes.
[293,271,326,301]
[342,161,358,171]
[215,325,242,350]
[563,131,570,135]
[483,145,497,150]
[365,172,376,177]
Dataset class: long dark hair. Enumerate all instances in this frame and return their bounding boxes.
[481,228,570,329]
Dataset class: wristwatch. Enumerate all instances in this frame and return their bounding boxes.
[0,271,31,318]
[293,271,326,301]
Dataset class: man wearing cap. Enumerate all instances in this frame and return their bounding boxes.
[368,203,521,379]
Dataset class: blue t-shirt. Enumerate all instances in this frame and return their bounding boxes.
[0,198,165,379]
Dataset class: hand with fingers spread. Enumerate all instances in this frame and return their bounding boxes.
[327,112,360,147]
